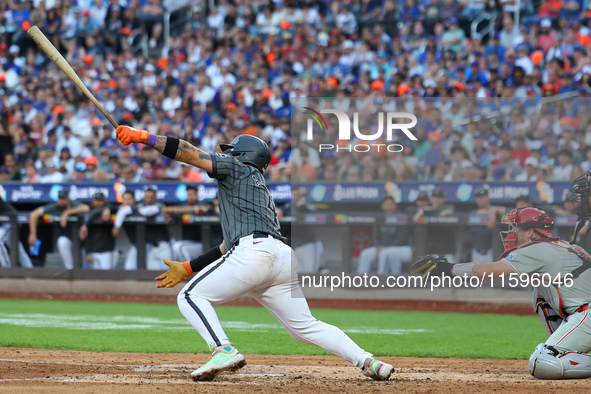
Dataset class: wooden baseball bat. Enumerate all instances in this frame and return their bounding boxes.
[27,25,119,128]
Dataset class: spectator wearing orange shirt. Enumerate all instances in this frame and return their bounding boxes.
[179,163,204,183]
[298,149,317,181]
[539,0,563,19]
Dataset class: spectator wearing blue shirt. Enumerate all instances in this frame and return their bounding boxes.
[558,72,577,93]
[274,93,291,120]
[401,0,423,21]
[361,0,384,20]
[11,0,30,27]
[466,61,489,85]
[485,33,506,62]
[561,0,583,20]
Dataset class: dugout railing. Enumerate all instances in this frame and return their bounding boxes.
[0,212,581,280]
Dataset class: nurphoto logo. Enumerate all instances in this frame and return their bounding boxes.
[303,107,418,153]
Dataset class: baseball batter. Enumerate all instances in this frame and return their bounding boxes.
[411,207,591,379]
[116,126,394,382]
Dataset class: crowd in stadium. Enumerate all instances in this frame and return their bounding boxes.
[1,0,591,184]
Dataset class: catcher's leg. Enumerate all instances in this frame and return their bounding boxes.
[529,309,591,379]
[533,290,564,336]
[529,344,591,379]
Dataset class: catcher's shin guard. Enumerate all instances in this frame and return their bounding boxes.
[533,290,564,336]
[528,343,591,379]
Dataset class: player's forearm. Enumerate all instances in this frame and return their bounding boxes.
[114,206,133,228]
[146,134,212,172]
[454,261,515,279]
[85,210,101,225]
[65,204,91,216]
[166,205,204,214]
[29,208,43,235]
[138,205,160,217]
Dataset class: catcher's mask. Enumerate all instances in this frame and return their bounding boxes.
[500,207,555,250]
[569,174,591,219]
[219,135,271,173]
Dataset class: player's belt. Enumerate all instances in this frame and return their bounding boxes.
[234,232,271,246]
[576,304,589,313]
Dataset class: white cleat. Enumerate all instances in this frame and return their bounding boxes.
[362,357,394,381]
[191,344,246,381]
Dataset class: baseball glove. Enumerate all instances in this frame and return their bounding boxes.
[409,254,453,279]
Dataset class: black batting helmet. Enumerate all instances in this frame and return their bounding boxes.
[570,173,591,219]
[219,135,271,172]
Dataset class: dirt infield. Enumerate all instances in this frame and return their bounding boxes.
[1,348,590,393]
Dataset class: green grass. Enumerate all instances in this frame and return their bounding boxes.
[0,299,546,359]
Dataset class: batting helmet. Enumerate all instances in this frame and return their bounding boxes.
[500,207,555,250]
[569,173,591,219]
[219,135,271,172]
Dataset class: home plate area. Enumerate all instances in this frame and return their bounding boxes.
[1,348,590,393]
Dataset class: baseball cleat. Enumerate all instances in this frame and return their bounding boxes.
[362,357,394,381]
[191,344,246,381]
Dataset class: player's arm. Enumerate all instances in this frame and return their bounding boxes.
[60,203,91,228]
[411,255,515,280]
[112,205,133,237]
[156,241,227,288]
[101,207,112,222]
[137,204,160,217]
[28,206,45,246]
[454,260,516,279]
[412,207,425,223]
[116,126,213,173]
[80,209,100,240]
[162,205,208,214]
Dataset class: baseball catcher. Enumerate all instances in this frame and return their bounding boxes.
[411,206,591,379]
[116,126,394,382]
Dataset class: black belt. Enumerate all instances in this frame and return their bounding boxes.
[234,232,270,246]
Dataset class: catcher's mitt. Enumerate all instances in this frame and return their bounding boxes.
[409,254,454,279]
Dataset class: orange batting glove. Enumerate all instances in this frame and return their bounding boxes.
[155,258,193,288]
[116,125,150,146]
